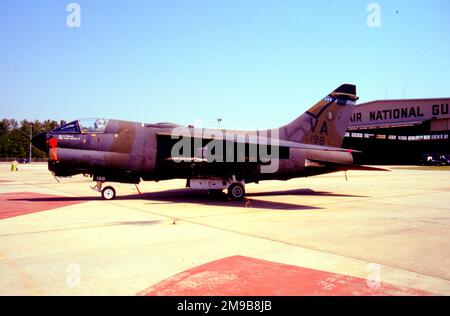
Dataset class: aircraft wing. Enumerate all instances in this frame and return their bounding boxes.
[156,130,360,153]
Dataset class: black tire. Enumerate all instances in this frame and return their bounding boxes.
[101,186,116,200]
[228,183,245,200]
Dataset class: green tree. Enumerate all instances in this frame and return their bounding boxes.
[0,118,61,159]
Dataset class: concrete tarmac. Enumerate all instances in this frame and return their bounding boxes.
[0,163,449,295]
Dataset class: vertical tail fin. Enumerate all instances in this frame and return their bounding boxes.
[280,84,358,148]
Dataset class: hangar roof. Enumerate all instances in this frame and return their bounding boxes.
[348,97,450,130]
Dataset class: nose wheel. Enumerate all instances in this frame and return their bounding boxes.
[101,186,116,200]
[92,181,117,200]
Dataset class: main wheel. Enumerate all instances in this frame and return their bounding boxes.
[101,186,116,200]
[228,183,245,200]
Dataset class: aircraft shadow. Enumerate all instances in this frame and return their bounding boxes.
[9,188,367,211]
[246,188,368,198]
[132,189,321,211]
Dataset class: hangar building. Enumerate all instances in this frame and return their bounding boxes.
[343,98,450,164]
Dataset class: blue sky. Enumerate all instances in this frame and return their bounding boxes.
[0,0,449,129]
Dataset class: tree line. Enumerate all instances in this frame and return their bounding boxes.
[0,119,65,159]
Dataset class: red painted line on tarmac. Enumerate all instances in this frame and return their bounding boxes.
[0,180,14,183]
[0,192,84,220]
[138,256,433,296]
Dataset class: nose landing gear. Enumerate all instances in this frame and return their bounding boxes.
[91,181,117,200]
[101,186,116,200]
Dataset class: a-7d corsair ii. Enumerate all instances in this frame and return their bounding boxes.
[32,84,383,200]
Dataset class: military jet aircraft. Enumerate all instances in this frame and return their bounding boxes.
[32,84,384,200]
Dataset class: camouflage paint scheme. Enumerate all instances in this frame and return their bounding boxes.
[32,84,383,198]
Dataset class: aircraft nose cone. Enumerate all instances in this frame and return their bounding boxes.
[32,132,48,152]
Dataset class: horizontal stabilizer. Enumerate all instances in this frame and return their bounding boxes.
[307,159,390,171]
[346,165,390,172]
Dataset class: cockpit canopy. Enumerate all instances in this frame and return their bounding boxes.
[52,118,109,134]
[78,118,109,133]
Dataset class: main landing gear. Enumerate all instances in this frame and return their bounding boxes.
[189,175,246,201]
[228,182,245,201]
